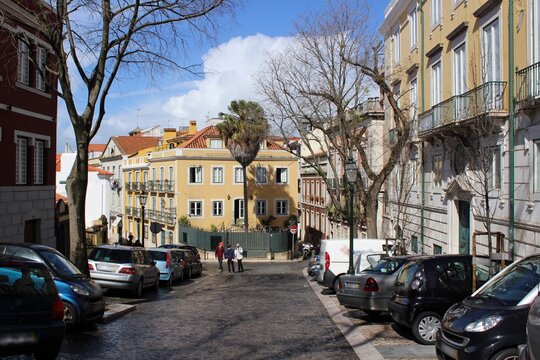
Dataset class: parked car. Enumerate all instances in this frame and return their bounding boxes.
[0,243,105,326]
[437,254,540,360]
[172,249,203,278]
[0,255,65,359]
[388,254,489,345]
[160,244,201,260]
[519,293,540,360]
[308,255,321,278]
[148,248,185,285]
[88,245,159,298]
[336,255,413,316]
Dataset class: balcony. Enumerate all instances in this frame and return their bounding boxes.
[125,206,142,218]
[356,97,383,115]
[144,180,174,193]
[419,81,507,137]
[146,209,176,225]
[516,61,540,109]
[388,119,419,145]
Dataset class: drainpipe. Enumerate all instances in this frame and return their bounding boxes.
[508,0,515,261]
[419,0,426,254]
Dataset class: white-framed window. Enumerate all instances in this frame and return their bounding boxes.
[152,197,156,211]
[160,167,164,180]
[152,168,156,181]
[410,78,418,120]
[189,166,202,183]
[234,167,244,183]
[535,141,540,192]
[432,0,441,27]
[33,140,44,184]
[432,154,443,187]
[483,18,501,83]
[275,167,288,184]
[275,199,289,216]
[169,166,173,181]
[432,61,442,106]
[532,0,540,65]
[453,43,467,96]
[212,166,224,184]
[488,147,502,190]
[209,139,222,149]
[16,137,28,184]
[409,7,418,49]
[17,40,30,85]
[255,166,268,184]
[189,201,202,216]
[256,200,267,216]
[36,47,47,91]
[212,201,223,216]
[393,27,401,65]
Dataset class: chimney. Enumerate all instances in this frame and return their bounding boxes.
[189,120,197,134]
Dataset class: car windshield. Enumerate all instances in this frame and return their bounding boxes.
[395,261,420,286]
[89,248,132,264]
[40,250,83,278]
[148,251,167,261]
[476,256,540,306]
[0,264,57,297]
[364,258,406,274]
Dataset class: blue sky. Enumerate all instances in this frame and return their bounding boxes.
[57,1,388,149]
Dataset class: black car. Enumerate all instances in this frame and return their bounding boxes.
[0,255,65,359]
[388,254,489,345]
[437,254,540,360]
[160,244,201,260]
[172,249,203,278]
[0,243,105,326]
[519,293,540,360]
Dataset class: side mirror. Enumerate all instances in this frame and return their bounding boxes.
[151,260,156,266]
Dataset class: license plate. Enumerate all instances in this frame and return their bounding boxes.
[97,264,118,272]
[345,282,361,289]
[0,332,38,346]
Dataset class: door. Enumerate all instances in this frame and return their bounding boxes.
[453,44,467,119]
[458,201,470,255]
[483,18,501,108]
[24,219,39,243]
[234,199,244,224]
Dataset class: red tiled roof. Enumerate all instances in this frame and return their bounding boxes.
[55,193,68,202]
[113,136,161,155]
[178,126,220,149]
[88,144,106,153]
[55,154,61,171]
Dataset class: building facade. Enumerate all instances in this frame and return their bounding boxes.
[0,0,57,245]
[380,0,539,260]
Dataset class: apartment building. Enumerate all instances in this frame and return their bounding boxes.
[122,123,300,245]
[380,0,538,260]
[0,0,57,245]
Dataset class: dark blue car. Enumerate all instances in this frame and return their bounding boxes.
[0,243,105,326]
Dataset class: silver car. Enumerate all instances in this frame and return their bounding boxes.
[336,256,412,316]
[88,245,159,298]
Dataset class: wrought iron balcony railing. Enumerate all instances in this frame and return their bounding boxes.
[419,81,507,135]
[517,61,540,105]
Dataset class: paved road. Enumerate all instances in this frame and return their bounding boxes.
[12,261,359,360]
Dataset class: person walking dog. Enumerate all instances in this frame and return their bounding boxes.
[225,243,236,273]
[215,241,225,272]
[235,243,244,272]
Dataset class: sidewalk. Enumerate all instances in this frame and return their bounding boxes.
[101,303,137,323]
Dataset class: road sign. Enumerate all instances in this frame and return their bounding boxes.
[150,222,163,234]
[289,224,297,234]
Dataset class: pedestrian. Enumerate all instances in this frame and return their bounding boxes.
[133,239,142,247]
[235,243,244,272]
[128,233,134,246]
[215,241,224,272]
[225,243,236,273]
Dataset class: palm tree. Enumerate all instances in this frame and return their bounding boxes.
[217,100,269,232]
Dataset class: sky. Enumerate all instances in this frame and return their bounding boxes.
[56,1,388,150]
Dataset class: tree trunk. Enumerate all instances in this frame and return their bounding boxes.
[67,141,90,275]
[242,165,249,232]
[364,192,379,239]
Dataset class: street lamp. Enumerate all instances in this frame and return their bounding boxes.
[344,158,358,275]
[138,190,148,247]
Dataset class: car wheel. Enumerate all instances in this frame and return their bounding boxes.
[34,343,62,360]
[63,301,77,326]
[167,273,174,286]
[412,311,441,345]
[152,276,159,291]
[332,276,341,293]
[491,348,519,360]
[132,279,143,298]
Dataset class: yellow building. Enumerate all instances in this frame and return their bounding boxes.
[122,121,299,245]
[379,0,540,259]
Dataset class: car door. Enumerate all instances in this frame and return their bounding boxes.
[140,250,157,285]
[431,258,472,307]
[171,251,181,280]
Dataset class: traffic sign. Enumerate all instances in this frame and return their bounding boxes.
[289,224,298,234]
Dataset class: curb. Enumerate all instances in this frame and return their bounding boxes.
[304,268,384,360]
[102,303,137,324]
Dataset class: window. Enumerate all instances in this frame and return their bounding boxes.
[210,139,222,149]
[152,168,156,181]
[483,18,501,83]
[432,0,441,26]
[189,201,202,216]
[234,167,244,183]
[276,168,288,184]
[410,78,418,120]
[34,140,44,185]
[212,167,223,184]
[432,154,443,187]
[169,167,173,181]
[533,0,540,65]
[256,166,268,184]
[409,7,418,49]
[275,200,289,216]
[411,235,418,253]
[16,137,28,184]
[488,147,502,190]
[17,40,30,85]
[189,166,202,183]
[535,141,540,192]
[256,200,267,216]
[160,167,164,180]
[454,43,467,96]
[433,244,443,255]
[432,61,442,106]
[212,201,223,216]
[393,28,401,65]
[36,47,47,91]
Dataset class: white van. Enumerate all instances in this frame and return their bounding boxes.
[317,238,392,292]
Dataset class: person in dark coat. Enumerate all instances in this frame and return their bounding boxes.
[225,243,236,273]
[215,241,225,272]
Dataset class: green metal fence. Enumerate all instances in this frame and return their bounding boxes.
[178,226,290,258]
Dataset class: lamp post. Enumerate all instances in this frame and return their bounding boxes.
[138,190,148,247]
[344,158,358,275]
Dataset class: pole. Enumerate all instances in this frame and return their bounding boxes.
[141,205,145,247]
[347,185,355,275]
[508,0,515,261]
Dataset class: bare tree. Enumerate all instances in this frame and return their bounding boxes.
[23,0,232,272]
[256,0,412,238]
